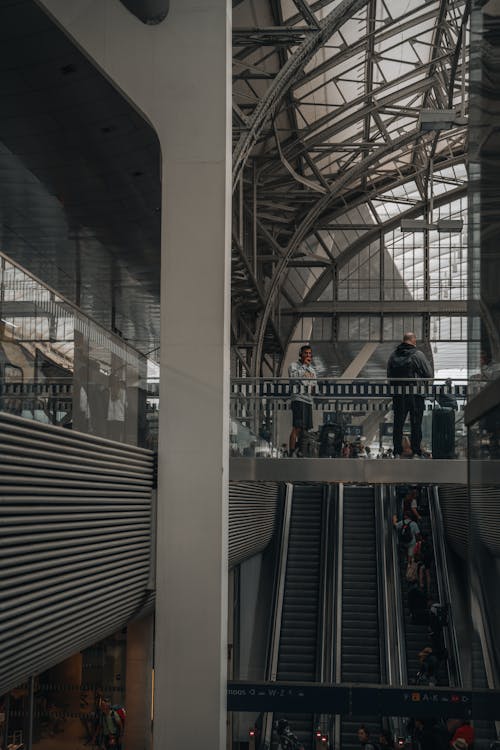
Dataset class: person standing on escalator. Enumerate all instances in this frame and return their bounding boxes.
[275,718,302,750]
[393,512,421,561]
[450,721,475,750]
[387,332,433,458]
[288,344,316,456]
[357,725,380,750]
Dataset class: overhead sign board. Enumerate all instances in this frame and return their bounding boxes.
[227,683,500,720]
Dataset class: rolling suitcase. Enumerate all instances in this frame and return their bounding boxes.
[431,408,455,458]
[319,422,343,457]
[297,430,319,457]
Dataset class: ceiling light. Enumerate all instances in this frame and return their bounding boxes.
[400,218,463,233]
[400,219,432,231]
[418,109,464,131]
[436,219,463,232]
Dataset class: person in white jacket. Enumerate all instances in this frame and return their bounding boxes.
[288,344,316,456]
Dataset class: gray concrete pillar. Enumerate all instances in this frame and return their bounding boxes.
[155,4,231,744]
[35,1,231,747]
[125,615,154,750]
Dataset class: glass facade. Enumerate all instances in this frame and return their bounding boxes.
[1,633,127,750]
[0,252,154,448]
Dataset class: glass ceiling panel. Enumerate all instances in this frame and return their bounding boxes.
[233,0,468,361]
[272,0,467,189]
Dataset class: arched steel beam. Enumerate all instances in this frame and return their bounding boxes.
[260,70,436,176]
[274,182,467,373]
[257,177,467,374]
[447,1,471,110]
[316,152,465,228]
[255,1,467,180]
[289,2,445,92]
[232,0,369,188]
[253,129,422,373]
[289,183,467,311]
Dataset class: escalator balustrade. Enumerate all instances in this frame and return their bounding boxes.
[340,486,381,750]
[276,484,326,748]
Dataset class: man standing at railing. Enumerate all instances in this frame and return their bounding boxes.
[387,332,433,459]
[288,344,316,456]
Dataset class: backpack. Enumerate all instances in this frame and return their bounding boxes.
[111,706,126,729]
[406,560,419,582]
[297,430,319,457]
[399,520,413,546]
[319,422,343,457]
[429,603,448,628]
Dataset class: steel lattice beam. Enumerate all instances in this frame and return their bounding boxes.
[232,0,370,186]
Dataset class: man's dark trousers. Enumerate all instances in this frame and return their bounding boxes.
[393,394,425,455]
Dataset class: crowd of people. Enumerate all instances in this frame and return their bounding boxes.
[392,485,449,687]
[273,718,482,750]
[357,719,477,750]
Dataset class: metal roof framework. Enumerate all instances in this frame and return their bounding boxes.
[232,0,470,376]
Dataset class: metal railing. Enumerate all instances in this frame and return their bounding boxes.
[429,487,463,689]
[0,377,156,449]
[261,483,294,750]
[229,377,469,460]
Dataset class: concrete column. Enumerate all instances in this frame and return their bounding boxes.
[35,1,231,748]
[125,615,154,750]
[154,7,231,748]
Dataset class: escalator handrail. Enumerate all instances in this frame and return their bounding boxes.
[375,484,389,686]
[333,483,344,750]
[333,483,344,684]
[389,484,409,686]
[262,482,294,749]
[376,485,400,685]
[470,583,500,739]
[429,486,462,688]
[317,486,331,683]
[383,485,409,743]
[320,485,336,684]
[317,485,338,744]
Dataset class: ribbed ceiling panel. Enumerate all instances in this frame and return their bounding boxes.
[228,481,282,568]
[0,412,154,695]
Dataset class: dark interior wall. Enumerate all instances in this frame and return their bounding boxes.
[0,0,161,355]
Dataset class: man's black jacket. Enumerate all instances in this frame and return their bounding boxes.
[387,342,433,385]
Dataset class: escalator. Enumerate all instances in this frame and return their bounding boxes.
[394,487,461,687]
[471,632,498,749]
[339,486,381,750]
[434,486,498,746]
[275,484,327,747]
[393,486,448,687]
